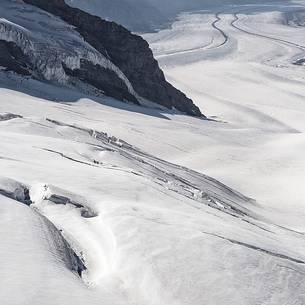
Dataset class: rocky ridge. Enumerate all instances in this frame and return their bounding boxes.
[0,0,203,117]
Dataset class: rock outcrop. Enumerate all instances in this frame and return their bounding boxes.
[63,60,139,104]
[22,0,203,117]
[0,40,32,76]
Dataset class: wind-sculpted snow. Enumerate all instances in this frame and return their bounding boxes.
[1,2,305,304]
[43,117,254,217]
[30,183,117,284]
[0,178,87,278]
[1,96,305,304]
[31,184,98,218]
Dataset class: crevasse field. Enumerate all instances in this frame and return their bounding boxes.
[1,2,305,305]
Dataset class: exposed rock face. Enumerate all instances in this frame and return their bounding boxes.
[63,60,139,104]
[0,1,138,105]
[23,0,203,117]
[0,40,32,76]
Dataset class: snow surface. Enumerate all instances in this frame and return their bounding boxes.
[144,1,305,230]
[1,1,305,305]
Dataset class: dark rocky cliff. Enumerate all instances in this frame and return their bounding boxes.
[0,40,33,76]
[22,0,203,117]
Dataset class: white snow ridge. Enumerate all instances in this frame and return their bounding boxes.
[1,0,305,305]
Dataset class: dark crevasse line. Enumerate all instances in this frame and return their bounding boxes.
[45,117,252,217]
[38,147,99,168]
[35,210,87,277]
[0,181,88,279]
[0,182,32,205]
[0,112,23,121]
[201,230,305,265]
[293,58,305,66]
[277,264,305,276]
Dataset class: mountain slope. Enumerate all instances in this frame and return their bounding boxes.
[0,0,202,117]
[1,81,305,305]
[1,1,305,305]
[65,0,289,31]
[65,0,166,32]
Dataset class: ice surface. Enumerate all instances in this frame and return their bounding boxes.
[144,1,305,229]
[1,1,305,305]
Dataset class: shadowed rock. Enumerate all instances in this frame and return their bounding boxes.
[0,40,33,76]
[22,0,204,117]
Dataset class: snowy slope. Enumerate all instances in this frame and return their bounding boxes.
[143,1,305,229]
[1,1,305,305]
[1,75,305,304]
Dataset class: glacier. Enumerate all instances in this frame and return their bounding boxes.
[1,1,305,305]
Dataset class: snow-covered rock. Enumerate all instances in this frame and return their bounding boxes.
[0,0,203,117]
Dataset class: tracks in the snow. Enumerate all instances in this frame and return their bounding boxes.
[211,13,229,49]
[157,9,305,61]
[156,38,214,58]
[212,10,305,55]
[156,12,229,58]
[231,12,305,52]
